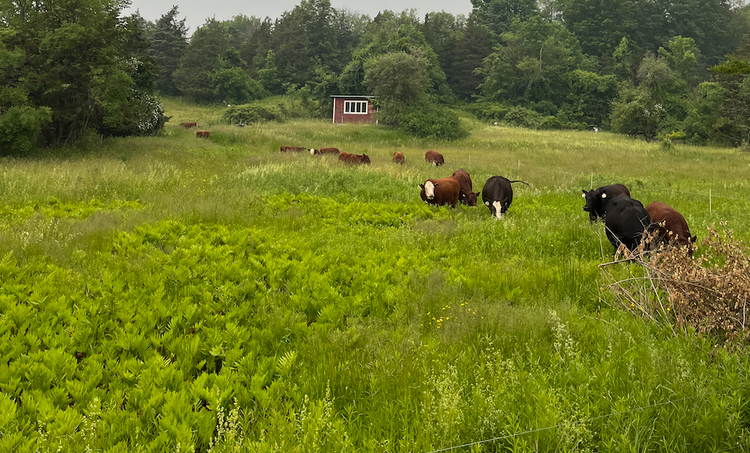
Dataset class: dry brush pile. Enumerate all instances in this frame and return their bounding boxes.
[602,224,750,345]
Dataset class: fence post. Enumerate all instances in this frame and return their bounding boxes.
[709,188,712,216]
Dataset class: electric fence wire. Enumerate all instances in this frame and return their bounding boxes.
[423,395,697,453]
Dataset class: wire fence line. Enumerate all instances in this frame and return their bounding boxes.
[526,165,750,204]
[423,396,699,453]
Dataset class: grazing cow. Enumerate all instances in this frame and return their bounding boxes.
[338,152,371,165]
[452,168,478,207]
[180,122,197,129]
[392,151,405,165]
[419,177,461,208]
[425,150,445,166]
[311,147,340,155]
[196,130,211,138]
[481,176,530,219]
[604,194,651,253]
[280,146,307,152]
[582,184,631,222]
[646,201,697,256]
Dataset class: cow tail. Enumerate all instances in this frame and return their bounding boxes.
[509,180,531,187]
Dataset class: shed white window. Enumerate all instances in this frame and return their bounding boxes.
[344,100,368,114]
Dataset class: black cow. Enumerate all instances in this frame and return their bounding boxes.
[604,194,651,253]
[582,184,630,222]
[481,176,530,219]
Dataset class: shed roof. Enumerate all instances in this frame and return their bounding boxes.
[330,95,376,99]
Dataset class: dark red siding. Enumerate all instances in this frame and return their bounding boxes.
[333,98,375,124]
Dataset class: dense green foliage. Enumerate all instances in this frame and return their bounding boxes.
[4,0,750,146]
[1,100,750,451]
[0,0,167,151]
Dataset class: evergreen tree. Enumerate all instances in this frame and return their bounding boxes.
[150,6,188,95]
[173,19,231,101]
[448,17,493,99]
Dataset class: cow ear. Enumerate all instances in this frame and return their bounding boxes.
[419,184,425,189]
[434,183,439,187]
[601,193,607,199]
[582,190,587,195]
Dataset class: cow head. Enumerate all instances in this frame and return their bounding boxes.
[310,148,316,155]
[582,189,608,221]
[484,200,504,219]
[362,154,371,164]
[465,192,478,207]
[421,181,438,199]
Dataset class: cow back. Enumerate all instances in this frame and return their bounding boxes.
[646,201,695,254]
[452,169,477,206]
[605,194,651,252]
[425,150,445,166]
[392,152,405,164]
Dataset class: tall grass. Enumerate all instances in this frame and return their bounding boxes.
[1,99,750,452]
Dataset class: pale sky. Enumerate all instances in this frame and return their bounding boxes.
[123,0,473,34]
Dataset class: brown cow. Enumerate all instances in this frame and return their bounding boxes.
[452,168,478,207]
[338,152,371,165]
[196,130,211,138]
[280,146,307,152]
[311,147,340,155]
[392,152,405,165]
[420,177,461,208]
[646,201,697,256]
[181,122,197,129]
[425,150,445,166]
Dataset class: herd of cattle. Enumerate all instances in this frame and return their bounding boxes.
[280,144,697,256]
[280,144,696,256]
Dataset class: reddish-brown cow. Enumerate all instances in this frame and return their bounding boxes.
[280,146,308,152]
[419,177,461,208]
[338,152,371,165]
[311,147,340,155]
[392,152,405,165]
[181,122,197,129]
[646,201,697,256]
[425,150,445,166]
[452,168,478,207]
[196,130,211,138]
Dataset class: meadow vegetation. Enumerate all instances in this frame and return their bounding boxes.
[1,99,750,452]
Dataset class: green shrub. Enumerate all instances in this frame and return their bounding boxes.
[397,105,469,141]
[467,102,511,122]
[503,106,544,129]
[0,105,52,154]
[223,103,285,125]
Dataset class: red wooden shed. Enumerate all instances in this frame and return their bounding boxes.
[331,95,377,125]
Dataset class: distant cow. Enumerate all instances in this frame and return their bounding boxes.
[481,176,530,219]
[646,201,697,256]
[420,177,461,208]
[311,147,340,155]
[181,122,197,129]
[392,152,405,165]
[280,145,307,152]
[604,194,651,253]
[338,152,371,165]
[425,150,445,166]
[196,130,211,138]
[452,168,478,207]
[582,184,631,222]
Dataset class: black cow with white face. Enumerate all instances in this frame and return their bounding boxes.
[604,194,651,253]
[582,184,630,222]
[481,176,530,219]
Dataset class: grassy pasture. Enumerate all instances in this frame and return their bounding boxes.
[1,98,750,452]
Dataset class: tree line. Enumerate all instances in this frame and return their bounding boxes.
[3,0,750,152]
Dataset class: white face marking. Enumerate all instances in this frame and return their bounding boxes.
[492,201,504,219]
[424,181,436,199]
[310,149,315,155]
